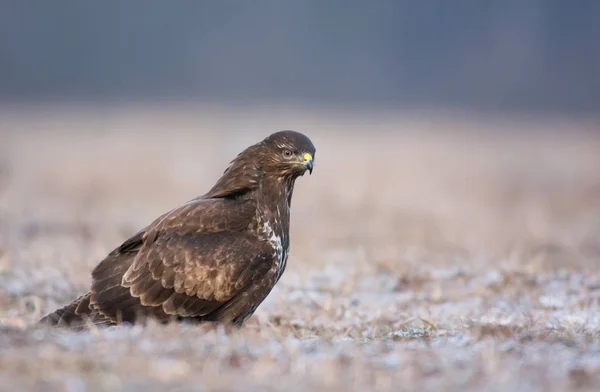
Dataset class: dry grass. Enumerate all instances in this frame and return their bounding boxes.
[0,104,599,391]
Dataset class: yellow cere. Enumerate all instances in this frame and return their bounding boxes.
[303,153,312,162]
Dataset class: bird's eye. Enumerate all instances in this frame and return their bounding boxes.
[282,149,293,158]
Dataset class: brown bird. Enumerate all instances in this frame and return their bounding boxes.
[40,131,315,329]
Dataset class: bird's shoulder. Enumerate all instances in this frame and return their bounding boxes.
[112,197,260,255]
[152,197,258,235]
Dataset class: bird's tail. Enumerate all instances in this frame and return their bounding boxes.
[39,292,113,330]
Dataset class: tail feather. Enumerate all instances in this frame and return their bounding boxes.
[40,230,148,330]
[39,292,114,330]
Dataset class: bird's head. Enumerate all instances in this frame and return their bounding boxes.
[206,130,315,199]
[259,130,316,177]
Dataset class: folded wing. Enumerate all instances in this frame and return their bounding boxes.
[88,198,276,325]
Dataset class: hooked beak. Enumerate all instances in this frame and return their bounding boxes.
[303,153,314,174]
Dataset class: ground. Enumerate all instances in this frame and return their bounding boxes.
[0,104,599,391]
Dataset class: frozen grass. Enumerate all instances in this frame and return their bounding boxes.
[0,104,599,391]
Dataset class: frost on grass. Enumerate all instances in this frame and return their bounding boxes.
[1,108,600,391]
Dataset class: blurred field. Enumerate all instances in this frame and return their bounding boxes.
[0,104,599,391]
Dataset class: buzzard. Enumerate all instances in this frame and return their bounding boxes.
[40,131,315,329]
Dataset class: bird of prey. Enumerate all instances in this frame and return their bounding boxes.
[40,131,315,329]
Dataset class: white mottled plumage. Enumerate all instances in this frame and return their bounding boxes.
[260,218,288,281]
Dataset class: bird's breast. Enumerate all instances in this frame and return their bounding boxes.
[258,217,289,281]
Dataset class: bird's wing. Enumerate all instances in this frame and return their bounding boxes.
[90,198,277,323]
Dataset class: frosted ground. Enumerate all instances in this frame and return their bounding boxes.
[0,105,599,391]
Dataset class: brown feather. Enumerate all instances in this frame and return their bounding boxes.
[139,279,173,306]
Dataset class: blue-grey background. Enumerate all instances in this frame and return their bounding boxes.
[1,1,599,115]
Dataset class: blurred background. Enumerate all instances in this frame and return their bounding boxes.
[1,3,600,390]
[1,0,599,116]
[1,0,599,287]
